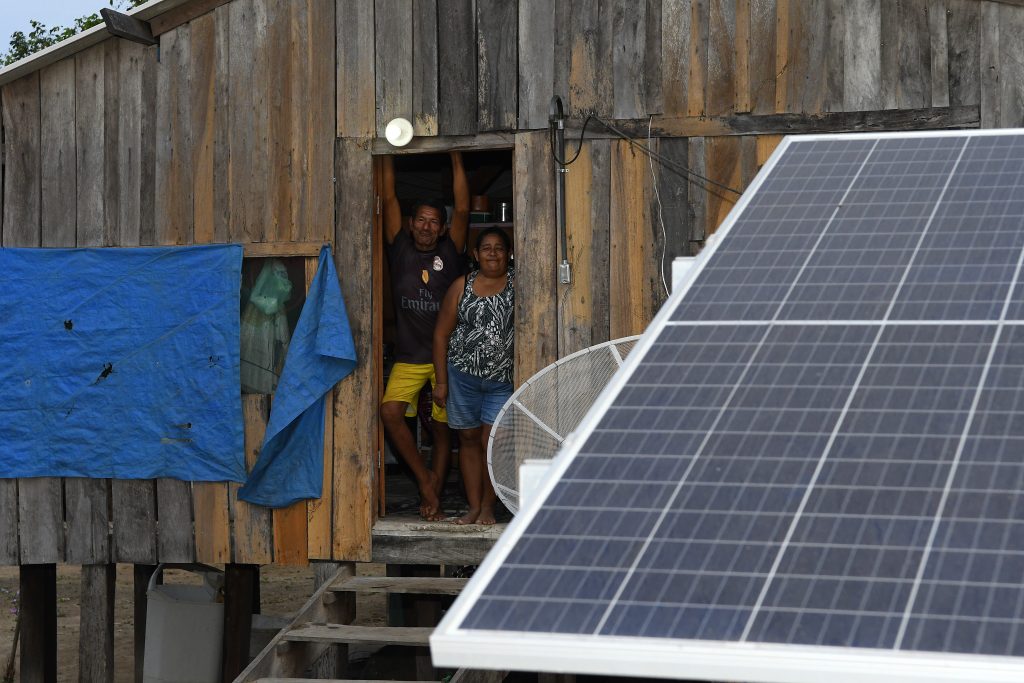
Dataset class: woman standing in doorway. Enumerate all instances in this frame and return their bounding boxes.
[432,227,514,525]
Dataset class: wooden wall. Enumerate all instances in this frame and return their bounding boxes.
[2,0,1024,565]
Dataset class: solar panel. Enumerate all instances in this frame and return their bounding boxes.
[431,130,1024,683]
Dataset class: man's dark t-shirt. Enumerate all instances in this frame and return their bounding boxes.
[387,230,462,364]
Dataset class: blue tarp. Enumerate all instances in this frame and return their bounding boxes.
[0,245,246,481]
[239,246,357,508]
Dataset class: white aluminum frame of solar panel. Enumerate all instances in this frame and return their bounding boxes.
[431,129,1024,683]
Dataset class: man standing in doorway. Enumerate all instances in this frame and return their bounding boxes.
[381,151,469,520]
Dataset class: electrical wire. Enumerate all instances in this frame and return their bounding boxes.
[549,113,744,199]
[648,115,670,297]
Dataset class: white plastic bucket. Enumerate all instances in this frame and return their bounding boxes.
[142,564,225,683]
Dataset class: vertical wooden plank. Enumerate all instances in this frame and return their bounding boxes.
[568,0,613,117]
[337,0,376,137]
[707,0,736,115]
[477,0,519,130]
[756,134,784,167]
[518,0,555,129]
[305,0,337,242]
[844,0,882,111]
[190,14,231,567]
[897,0,932,109]
[413,0,440,135]
[657,137,691,275]
[1000,4,1024,127]
[111,44,157,567]
[76,44,106,248]
[735,0,751,113]
[611,0,647,119]
[514,131,558,384]
[117,42,144,247]
[645,0,664,115]
[980,1,1000,128]
[748,0,776,113]
[154,27,197,565]
[553,0,571,115]
[228,0,258,243]
[706,136,742,234]
[946,0,980,108]
[4,72,64,567]
[267,0,296,243]
[306,259,334,559]
[191,12,217,244]
[687,136,708,249]
[610,140,659,338]
[929,0,950,107]
[213,5,231,244]
[333,138,375,561]
[78,563,115,682]
[437,0,477,134]
[155,25,193,246]
[375,0,413,136]
[785,0,827,113]
[1,75,41,246]
[773,0,789,112]
[561,142,596,356]
[252,0,271,241]
[688,0,710,116]
[40,59,77,249]
[662,0,692,116]
[879,0,899,109]
[231,395,273,564]
[824,0,845,112]
[103,40,120,248]
[139,44,159,247]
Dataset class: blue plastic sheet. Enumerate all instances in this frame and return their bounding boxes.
[239,246,357,508]
[0,245,245,481]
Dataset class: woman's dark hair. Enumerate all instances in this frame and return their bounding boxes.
[475,226,512,252]
[411,198,449,225]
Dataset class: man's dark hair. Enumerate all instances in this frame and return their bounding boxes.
[411,198,449,225]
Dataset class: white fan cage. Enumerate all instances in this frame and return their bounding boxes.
[487,336,640,514]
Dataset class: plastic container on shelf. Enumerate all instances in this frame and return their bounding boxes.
[142,564,225,683]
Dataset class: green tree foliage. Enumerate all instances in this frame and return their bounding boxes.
[2,0,148,66]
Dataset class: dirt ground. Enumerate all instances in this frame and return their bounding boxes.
[0,562,390,682]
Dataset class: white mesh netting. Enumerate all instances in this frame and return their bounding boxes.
[487,336,640,514]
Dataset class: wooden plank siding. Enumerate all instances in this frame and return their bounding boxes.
[4,0,1024,570]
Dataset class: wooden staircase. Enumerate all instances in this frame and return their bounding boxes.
[235,567,502,682]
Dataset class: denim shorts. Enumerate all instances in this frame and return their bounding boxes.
[445,363,514,430]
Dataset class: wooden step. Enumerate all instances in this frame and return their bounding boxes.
[330,574,467,596]
[283,623,433,647]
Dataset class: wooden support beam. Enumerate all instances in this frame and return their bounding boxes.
[370,519,505,565]
[19,564,57,683]
[568,105,981,139]
[79,564,116,683]
[100,9,158,46]
[308,562,351,678]
[133,564,158,683]
[371,133,516,155]
[222,564,259,682]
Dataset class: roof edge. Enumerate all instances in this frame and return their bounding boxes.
[0,0,193,88]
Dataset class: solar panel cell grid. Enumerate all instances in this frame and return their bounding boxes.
[435,130,1024,682]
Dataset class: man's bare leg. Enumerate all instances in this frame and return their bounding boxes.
[381,401,442,520]
[431,420,452,499]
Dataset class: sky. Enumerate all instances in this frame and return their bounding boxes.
[0,0,115,52]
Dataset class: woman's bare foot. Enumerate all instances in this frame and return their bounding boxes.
[454,508,480,525]
[477,506,496,525]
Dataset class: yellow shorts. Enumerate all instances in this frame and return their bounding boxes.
[382,362,447,423]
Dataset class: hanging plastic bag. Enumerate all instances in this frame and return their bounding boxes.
[240,259,293,394]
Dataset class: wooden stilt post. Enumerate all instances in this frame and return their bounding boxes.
[387,564,443,680]
[222,563,258,682]
[19,563,57,683]
[79,563,116,682]
[133,564,157,683]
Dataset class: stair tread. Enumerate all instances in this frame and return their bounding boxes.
[330,574,467,595]
[284,623,434,646]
